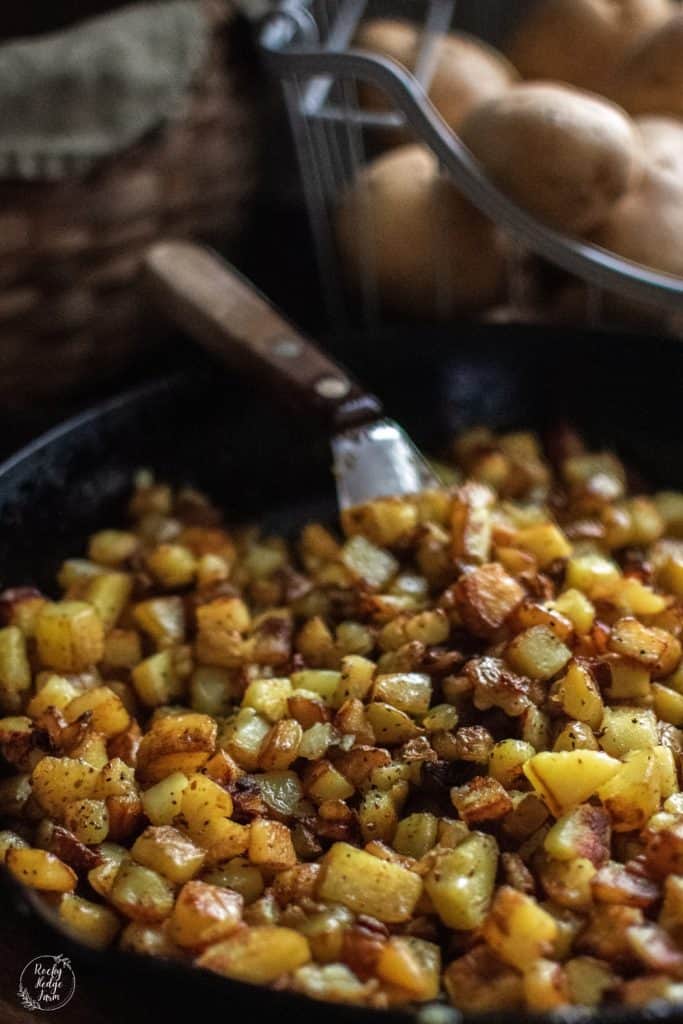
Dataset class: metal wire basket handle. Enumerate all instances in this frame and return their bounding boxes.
[261,11,683,313]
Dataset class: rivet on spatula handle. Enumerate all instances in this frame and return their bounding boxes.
[143,241,382,430]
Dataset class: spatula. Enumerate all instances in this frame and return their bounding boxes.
[144,241,437,509]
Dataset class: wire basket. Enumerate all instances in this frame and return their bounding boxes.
[260,0,683,337]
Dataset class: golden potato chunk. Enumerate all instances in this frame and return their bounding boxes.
[36,601,104,672]
[317,842,422,923]
[197,925,311,984]
[168,880,243,950]
[7,847,77,892]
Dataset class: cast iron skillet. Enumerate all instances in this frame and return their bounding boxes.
[1,322,683,1024]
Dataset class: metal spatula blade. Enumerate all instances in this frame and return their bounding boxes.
[332,418,438,509]
[144,242,437,511]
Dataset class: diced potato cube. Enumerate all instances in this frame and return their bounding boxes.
[609,618,681,677]
[424,832,498,929]
[341,535,398,590]
[565,956,618,1007]
[64,686,130,738]
[7,847,77,891]
[488,739,536,789]
[598,707,658,758]
[553,722,599,752]
[552,589,595,634]
[132,650,182,707]
[109,861,175,922]
[181,771,233,825]
[197,819,251,866]
[305,760,355,803]
[598,749,661,832]
[197,925,311,983]
[654,745,678,799]
[36,601,104,672]
[242,678,292,722]
[141,772,189,826]
[341,497,418,547]
[452,563,524,639]
[0,626,31,711]
[133,597,185,647]
[359,787,400,843]
[136,713,216,783]
[132,826,205,884]
[393,813,438,859]
[556,660,604,730]
[26,675,80,719]
[514,523,572,568]
[189,666,235,717]
[31,756,99,817]
[523,959,570,1011]
[168,880,243,950]
[372,672,432,716]
[376,937,441,1000]
[523,751,621,817]
[146,544,196,588]
[365,702,421,745]
[543,805,611,865]
[102,629,142,670]
[506,626,571,681]
[334,655,375,707]
[290,670,341,703]
[606,659,651,700]
[317,842,422,923]
[653,683,683,727]
[59,893,120,949]
[248,819,296,871]
[82,571,132,631]
[538,856,596,910]
[483,886,558,970]
[451,482,494,563]
[88,529,138,566]
[223,708,271,771]
[202,858,264,904]
[64,798,109,844]
[258,719,302,771]
[451,777,513,824]
[596,576,668,616]
[87,843,130,898]
[565,553,620,595]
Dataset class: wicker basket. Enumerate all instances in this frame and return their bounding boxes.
[0,1,259,414]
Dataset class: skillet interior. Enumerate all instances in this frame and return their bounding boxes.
[1,321,683,1024]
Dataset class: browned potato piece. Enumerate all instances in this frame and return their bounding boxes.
[505,0,671,91]
[317,842,422,923]
[197,926,311,984]
[336,145,504,319]
[168,880,242,950]
[608,617,681,677]
[7,848,77,892]
[459,83,642,234]
[452,563,524,639]
[136,713,217,784]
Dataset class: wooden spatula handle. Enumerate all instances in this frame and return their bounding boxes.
[144,241,382,430]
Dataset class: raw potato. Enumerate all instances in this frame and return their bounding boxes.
[610,13,683,118]
[336,144,504,318]
[637,116,683,183]
[459,83,643,234]
[355,19,517,131]
[505,0,671,91]
[591,168,683,278]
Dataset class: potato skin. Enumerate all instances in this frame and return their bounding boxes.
[591,168,683,277]
[636,115,683,182]
[356,19,517,130]
[505,0,671,91]
[610,13,683,118]
[459,83,643,234]
[336,144,504,317]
